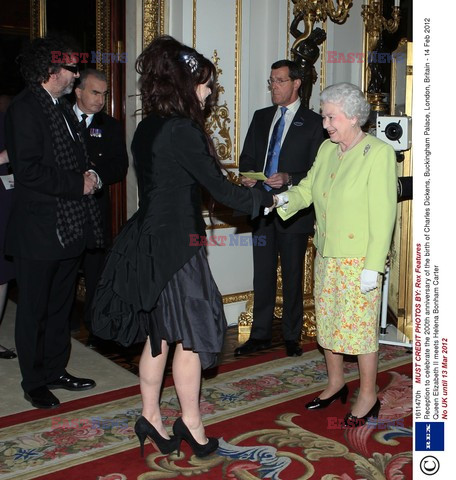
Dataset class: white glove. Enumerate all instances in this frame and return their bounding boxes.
[264,193,289,215]
[360,269,379,294]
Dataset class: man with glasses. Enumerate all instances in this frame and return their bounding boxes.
[73,69,128,347]
[5,36,102,409]
[235,59,324,358]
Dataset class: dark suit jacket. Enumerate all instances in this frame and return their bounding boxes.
[240,103,324,234]
[83,111,128,243]
[5,89,87,260]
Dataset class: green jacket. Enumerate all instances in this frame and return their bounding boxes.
[278,134,397,272]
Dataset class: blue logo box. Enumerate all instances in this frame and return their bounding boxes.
[415,422,445,451]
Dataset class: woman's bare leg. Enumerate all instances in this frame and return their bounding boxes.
[172,343,207,444]
[351,351,378,417]
[318,348,346,399]
[139,337,171,438]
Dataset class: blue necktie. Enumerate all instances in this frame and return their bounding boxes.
[264,106,287,191]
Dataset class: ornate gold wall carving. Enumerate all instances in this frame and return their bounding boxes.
[30,0,46,38]
[291,0,352,47]
[143,0,165,49]
[233,0,242,169]
[206,51,233,162]
[389,38,413,340]
[192,0,197,48]
[95,0,111,113]
[361,0,401,111]
[223,291,252,305]
[192,0,240,171]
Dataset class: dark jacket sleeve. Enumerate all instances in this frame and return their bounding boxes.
[170,118,273,217]
[290,114,325,185]
[5,95,83,200]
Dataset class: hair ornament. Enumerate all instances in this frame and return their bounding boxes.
[179,52,199,74]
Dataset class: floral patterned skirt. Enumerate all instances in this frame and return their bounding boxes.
[314,252,381,355]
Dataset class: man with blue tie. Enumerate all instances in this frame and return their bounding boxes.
[236,60,324,357]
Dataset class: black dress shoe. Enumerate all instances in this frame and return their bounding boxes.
[344,398,381,428]
[305,384,349,410]
[47,371,96,391]
[86,334,101,349]
[25,386,60,409]
[0,348,17,359]
[234,338,272,356]
[285,341,303,357]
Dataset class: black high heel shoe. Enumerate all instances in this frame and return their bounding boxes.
[134,416,178,456]
[344,398,381,428]
[172,417,219,458]
[305,384,349,410]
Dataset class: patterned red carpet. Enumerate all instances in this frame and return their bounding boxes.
[0,345,411,480]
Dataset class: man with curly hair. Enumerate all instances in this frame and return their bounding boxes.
[5,35,102,409]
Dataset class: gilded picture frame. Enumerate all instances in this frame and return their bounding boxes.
[389,38,413,340]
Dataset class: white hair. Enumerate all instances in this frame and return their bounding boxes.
[320,82,371,126]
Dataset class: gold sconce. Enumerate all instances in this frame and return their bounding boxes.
[361,0,401,111]
[290,1,353,107]
[291,0,352,48]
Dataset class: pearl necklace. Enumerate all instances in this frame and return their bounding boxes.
[337,130,365,159]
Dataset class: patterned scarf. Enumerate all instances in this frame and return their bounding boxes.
[29,83,104,249]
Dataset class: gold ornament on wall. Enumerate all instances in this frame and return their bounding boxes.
[143,0,165,49]
[361,0,401,112]
[205,50,233,163]
[291,0,352,48]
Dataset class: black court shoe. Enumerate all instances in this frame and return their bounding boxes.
[344,398,381,428]
[173,417,219,458]
[134,416,178,456]
[305,384,349,410]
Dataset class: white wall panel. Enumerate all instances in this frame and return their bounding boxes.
[325,0,364,89]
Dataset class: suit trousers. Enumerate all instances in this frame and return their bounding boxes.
[81,248,106,332]
[250,217,308,342]
[14,255,81,393]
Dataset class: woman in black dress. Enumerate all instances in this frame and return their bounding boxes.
[92,36,273,457]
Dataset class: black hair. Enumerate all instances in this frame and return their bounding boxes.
[135,35,217,132]
[270,59,301,80]
[18,35,77,86]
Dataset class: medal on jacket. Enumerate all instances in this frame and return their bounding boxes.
[90,128,102,138]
